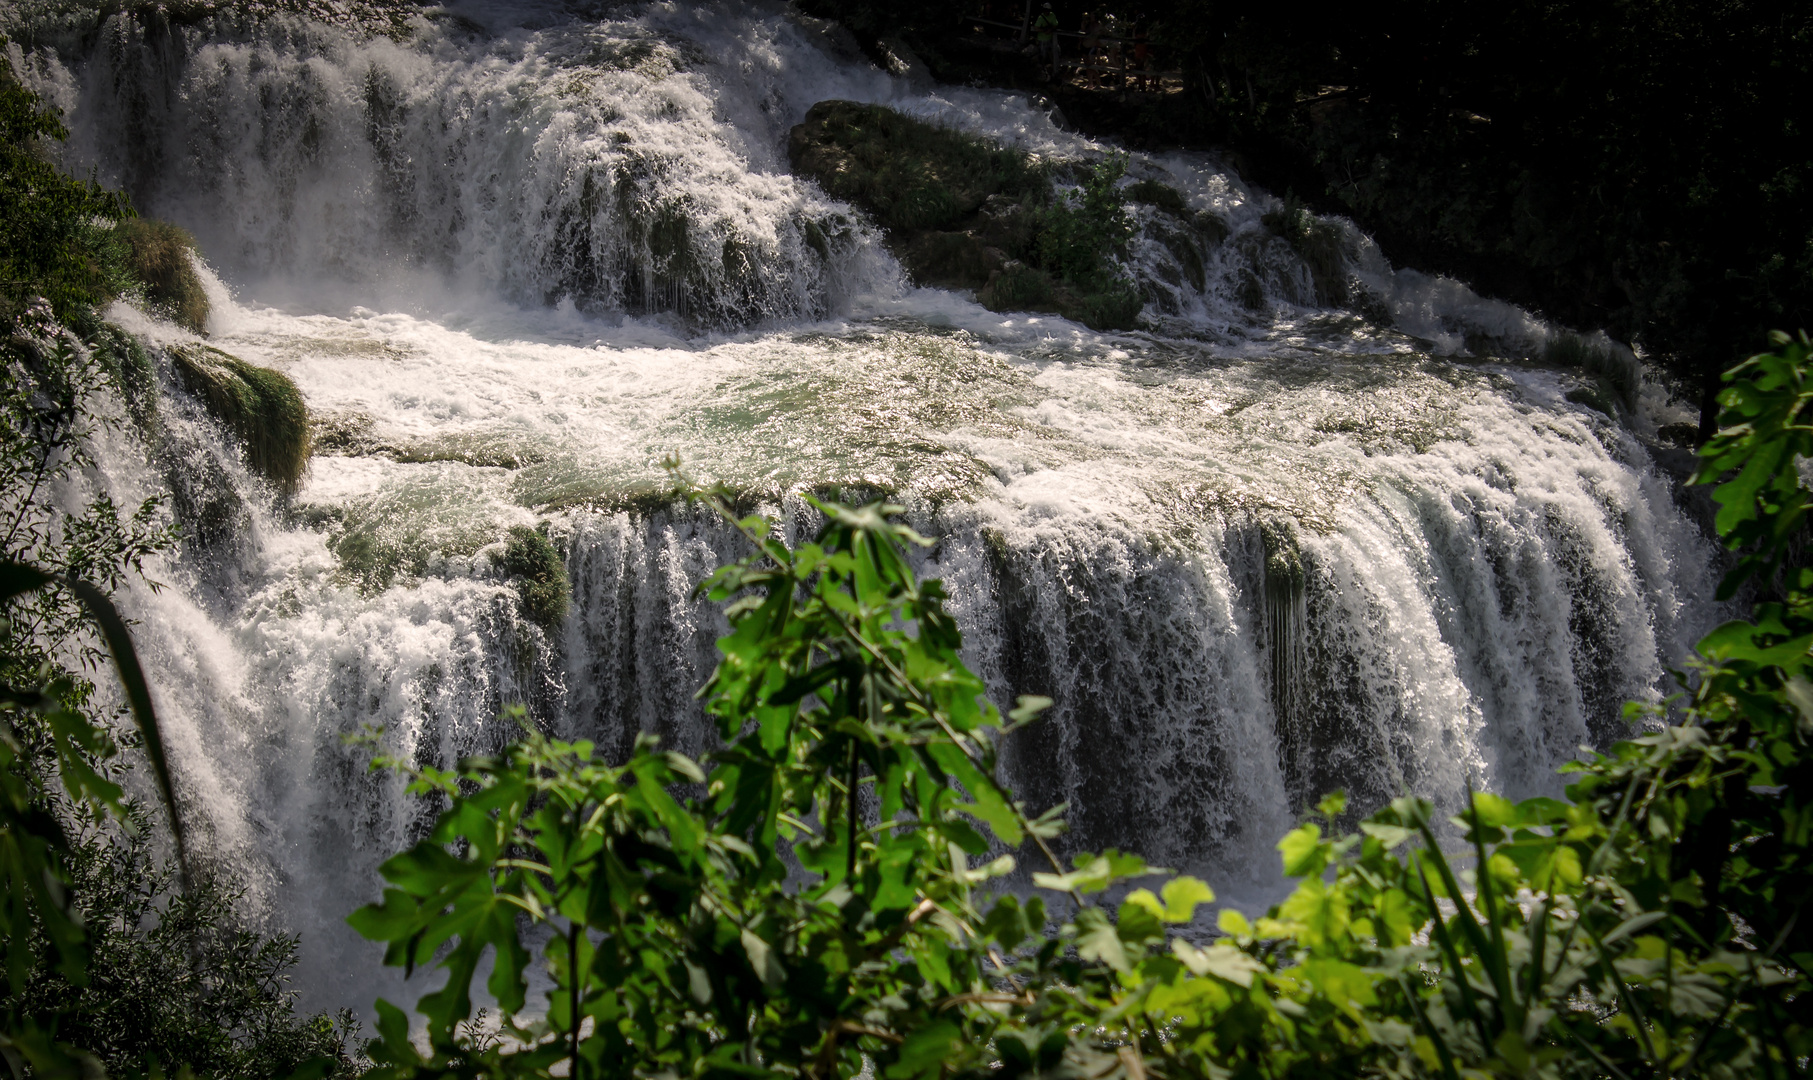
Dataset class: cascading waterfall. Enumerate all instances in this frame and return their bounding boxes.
[6,0,1724,1015]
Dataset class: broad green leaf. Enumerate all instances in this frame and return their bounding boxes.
[1074,907,1130,972]
[741,927,784,989]
[1277,877,1349,947]
[1116,894,1165,944]
[1278,824,1327,877]
[886,1020,963,1080]
[1172,940,1264,987]
[1159,876,1215,922]
[1301,957,1378,1008]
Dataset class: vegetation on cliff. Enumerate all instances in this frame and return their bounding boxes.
[348,342,1813,1078]
[789,100,1141,330]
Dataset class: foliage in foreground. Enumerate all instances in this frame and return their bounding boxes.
[351,338,1810,1080]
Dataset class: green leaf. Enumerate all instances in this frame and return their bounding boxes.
[741,928,784,990]
[1074,907,1130,972]
[1116,894,1165,944]
[1278,824,1327,877]
[1172,940,1264,987]
[886,1020,962,1080]
[1159,876,1215,922]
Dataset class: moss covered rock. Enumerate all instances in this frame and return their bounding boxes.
[497,524,570,630]
[118,218,209,333]
[790,100,1143,331]
[788,100,1043,234]
[169,344,310,495]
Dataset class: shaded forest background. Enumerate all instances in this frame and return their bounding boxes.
[804,0,1813,433]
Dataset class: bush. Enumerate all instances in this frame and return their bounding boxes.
[0,54,134,321]
[496,524,570,630]
[2,59,348,1080]
[788,100,1044,233]
[5,809,361,1080]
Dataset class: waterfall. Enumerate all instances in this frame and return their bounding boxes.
[5,0,1723,1015]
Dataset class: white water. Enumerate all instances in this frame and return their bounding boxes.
[9,0,1720,1015]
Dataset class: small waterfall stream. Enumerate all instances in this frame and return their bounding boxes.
[6,0,1722,1015]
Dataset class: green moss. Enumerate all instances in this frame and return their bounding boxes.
[1237,269,1267,311]
[1150,224,1206,291]
[1126,179,1188,215]
[61,311,158,428]
[497,524,570,630]
[802,219,830,260]
[1193,210,1232,246]
[1261,520,1306,601]
[1262,196,1348,306]
[118,218,209,333]
[169,344,311,495]
[788,100,1044,233]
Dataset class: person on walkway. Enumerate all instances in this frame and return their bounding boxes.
[1081,11,1105,88]
[1034,3,1061,80]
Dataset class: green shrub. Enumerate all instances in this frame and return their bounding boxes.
[496,524,570,630]
[117,218,210,333]
[1035,152,1135,287]
[2,57,349,1080]
[5,809,362,1080]
[170,344,311,496]
[979,260,1051,309]
[0,55,134,321]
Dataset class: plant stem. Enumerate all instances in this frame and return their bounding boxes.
[570,918,581,1080]
[846,736,858,882]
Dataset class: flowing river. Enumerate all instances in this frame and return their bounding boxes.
[7,0,1722,1015]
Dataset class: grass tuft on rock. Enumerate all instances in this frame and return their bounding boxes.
[497,524,570,630]
[118,218,209,333]
[169,344,310,495]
